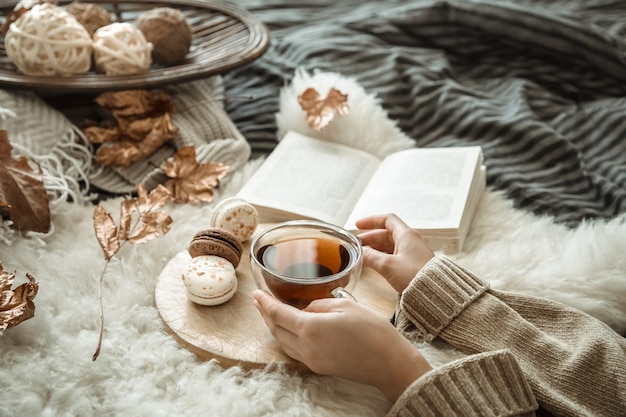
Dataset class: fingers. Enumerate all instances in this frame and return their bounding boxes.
[357,228,394,252]
[361,245,391,272]
[304,296,353,313]
[356,214,412,252]
[355,213,409,234]
[253,290,304,361]
[253,290,301,334]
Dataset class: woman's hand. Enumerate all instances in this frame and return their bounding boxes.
[356,214,435,293]
[253,290,431,402]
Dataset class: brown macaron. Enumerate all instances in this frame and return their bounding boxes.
[188,228,243,268]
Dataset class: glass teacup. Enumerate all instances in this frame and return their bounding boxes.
[250,220,362,309]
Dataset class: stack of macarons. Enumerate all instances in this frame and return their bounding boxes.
[182,198,259,306]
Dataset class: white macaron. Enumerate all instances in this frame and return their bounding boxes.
[182,255,237,306]
[210,197,259,242]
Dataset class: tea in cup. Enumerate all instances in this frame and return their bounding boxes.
[250,220,362,309]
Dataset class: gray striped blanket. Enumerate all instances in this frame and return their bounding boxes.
[222,0,626,228]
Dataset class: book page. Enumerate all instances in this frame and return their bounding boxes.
[344,146,483,232]
[237,132,381,225]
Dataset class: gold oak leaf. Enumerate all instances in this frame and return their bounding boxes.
[93,204,120,261]
[0,130,51,233]
[0,264,39,331]
[161,146,229,204]
[298,87,349,131]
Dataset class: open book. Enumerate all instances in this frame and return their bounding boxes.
[237,131,486,251]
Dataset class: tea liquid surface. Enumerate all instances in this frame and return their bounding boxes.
[255,236,357,308]
[257,237,351,279]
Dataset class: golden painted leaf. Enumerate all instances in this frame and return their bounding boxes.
[93,204,120,260]
[86,90,178,167]
[298,87,349,131]
[0,130,51,233]
[83,125,121,144]
[119,184,172,244]
[127,210,173,244]
[161,146,229,204]
[95,113,177,167]
[137,183,171,212]
[0,264,38,330]
[95,90,174,119]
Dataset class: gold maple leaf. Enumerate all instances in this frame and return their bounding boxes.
[298,87,349,131]
[161,146,229,204]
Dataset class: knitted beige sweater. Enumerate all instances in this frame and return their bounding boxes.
[387,256,626,417]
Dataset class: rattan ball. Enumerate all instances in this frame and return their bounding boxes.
[93,22,153,76]
[136,7,192,66]
[66,1,112,37]
[3,3,93,76]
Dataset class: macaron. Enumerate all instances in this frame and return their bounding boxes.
[210,197,259,242]
[188,228,243,268]
[182,255,237,306]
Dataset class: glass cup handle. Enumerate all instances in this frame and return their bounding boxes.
[331,287,357,302]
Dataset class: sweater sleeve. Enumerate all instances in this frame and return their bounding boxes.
[391,255,626,417]
[386,349,537,417]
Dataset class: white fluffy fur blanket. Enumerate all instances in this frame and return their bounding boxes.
[1,71,625,417]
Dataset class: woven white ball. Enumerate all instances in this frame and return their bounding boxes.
[4,3,93,76]
[93,22,153,76]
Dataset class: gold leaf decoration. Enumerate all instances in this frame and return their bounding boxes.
[298,87,349,131]
[0,130,51,233]
[83,90,178,167]
[127,210,173,244]
[93,204,120,261]
[161,146,229,204]
[0,264,38,331]
[91,183,173,360]
[118,184,172,242]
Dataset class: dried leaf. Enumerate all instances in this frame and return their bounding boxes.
[298,87,349,131]
[93,205,120,260]
[95,113,177,167]
[0,130,51,233]
[118,198,135,243]
[127,210,173,244]
[161,146,229,204]
[119,184,172,243]
[136,183,171,214]
[85,90,178,167]
[0,264,38,330]
[91,183,172,360]
[83,126,121,144]
[95,90,174,119]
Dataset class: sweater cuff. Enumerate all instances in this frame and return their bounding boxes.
[397,255,489,342]
[386,350,538,417]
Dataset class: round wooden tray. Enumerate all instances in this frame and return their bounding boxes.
[0,0,270,93]
[155,242,398,372]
